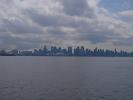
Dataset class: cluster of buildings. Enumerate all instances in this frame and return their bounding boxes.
[0,46,133,57]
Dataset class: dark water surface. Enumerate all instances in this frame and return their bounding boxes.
[0,57,133,100]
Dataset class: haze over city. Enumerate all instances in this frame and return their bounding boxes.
[0,0,133,50]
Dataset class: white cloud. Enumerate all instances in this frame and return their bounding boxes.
[87,0,100,9]
[118,10,133,17]
[0,0,133,50]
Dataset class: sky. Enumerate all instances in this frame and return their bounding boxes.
[0,0,133,50]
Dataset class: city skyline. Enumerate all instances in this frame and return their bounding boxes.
[0,0,133,50]
[0,45,133,57]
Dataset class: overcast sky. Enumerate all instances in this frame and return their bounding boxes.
[0,0,133,50]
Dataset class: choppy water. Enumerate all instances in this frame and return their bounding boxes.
[0,57,133,100]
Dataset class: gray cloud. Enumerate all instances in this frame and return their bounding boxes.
[61,0,89,16]
[1,18,43,34]
[0,0,133,50]
[113,37,133,46]
[0,33,47,50]
[24,9,60,27]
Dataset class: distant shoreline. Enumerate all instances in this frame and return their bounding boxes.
[0,56,133,57]
[1,46,133,57]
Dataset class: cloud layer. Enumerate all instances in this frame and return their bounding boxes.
[0,0,133,50]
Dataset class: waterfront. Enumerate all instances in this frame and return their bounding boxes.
[0,57,133,100]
